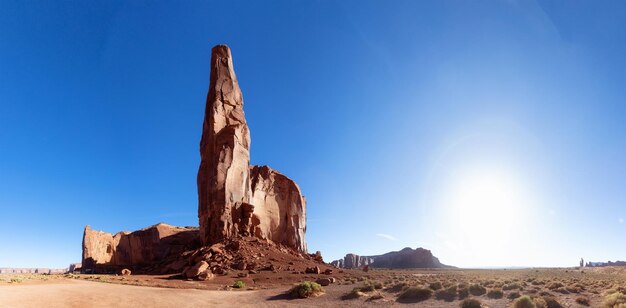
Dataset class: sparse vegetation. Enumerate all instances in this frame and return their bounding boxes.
[10,277,23,283]
[457,284,469,299]
[575,296,590,306]
[435,285,457,301]
[459,298,482,308]
[604,291,626,307]
[512,295,536,308]
[396,287,432,303]
[486,288,503,299]
[543,296,562,308]
[429,281,443,290]
[233,280,245,289]
[289,281,323,298]
[469,284,487,296]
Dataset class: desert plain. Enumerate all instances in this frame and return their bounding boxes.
[3,266,626,307]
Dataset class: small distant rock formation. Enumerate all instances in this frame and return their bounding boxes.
[331,247,452,269]
[81,44,309,274]
[0,268,67,274]
[330,253,375,269]
[197,45,306,253]
[82,223,199,273]
[586,260,626,267]
[68,263,82,273]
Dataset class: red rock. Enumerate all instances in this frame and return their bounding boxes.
[316,278,331,286]
[81,223,199,273]
[305,266,320,274]
[197,45,307,253]
[120,268,131,276]
[185,261,209,278]
[197,270,214,281]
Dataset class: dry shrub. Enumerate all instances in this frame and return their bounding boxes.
[289,281,324,298]
[397,287,432,303]
[434,285,457,302]
[543,296,563,308]
[504,283,522,291]
[575,296,590,306]
[507,291,522,300]
[386,282,408,293]
[429,281,443,290]
[534,297,547,308]
[469,284,487,296]
[546,282,564,290]
[486,288,504,299]
[457,285,469,299]
[554,287,569,294]
[459,298,482,308]
[604,292,626,307]
[512,295,535,308]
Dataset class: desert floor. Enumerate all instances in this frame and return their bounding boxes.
[2,267,626,307]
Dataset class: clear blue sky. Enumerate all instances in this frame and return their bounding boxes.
[2,1,626,269]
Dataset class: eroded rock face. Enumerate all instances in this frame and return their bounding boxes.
[82,223,200,273]
[198,45,252,246]
[249,165,307,252]
[197,45,307,253]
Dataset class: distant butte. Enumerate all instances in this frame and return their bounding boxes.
[331,247,453,269]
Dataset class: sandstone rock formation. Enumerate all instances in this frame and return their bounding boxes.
[197,45,252,246]
[82,223,199,273]
[81,44,309,274]
[197,45,307,253]
[331,247,451,269]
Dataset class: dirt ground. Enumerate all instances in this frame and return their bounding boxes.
[2,267,626,307]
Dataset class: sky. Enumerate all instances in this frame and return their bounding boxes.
[1,1,626,269]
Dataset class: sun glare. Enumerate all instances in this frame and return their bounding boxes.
[440,166,532,266]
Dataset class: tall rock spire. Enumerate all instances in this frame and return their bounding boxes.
[198,45,252,245]
[198,44,307,252]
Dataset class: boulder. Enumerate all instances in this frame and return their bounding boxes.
[305,266,320,274]
[120,268,131,276]
[185,261,209,278]
[316,278,331,286]
[197,270,214,281]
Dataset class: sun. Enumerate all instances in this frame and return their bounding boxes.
[440,165,532,266]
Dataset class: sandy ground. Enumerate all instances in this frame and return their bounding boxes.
[2,267,622,307]
[0,279,285,308]
[0,279,379,308]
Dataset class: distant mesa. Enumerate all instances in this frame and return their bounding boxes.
[331,247,453,269]
[586,260,626,267]
[0,268,67,275]
[81,45,310,274]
